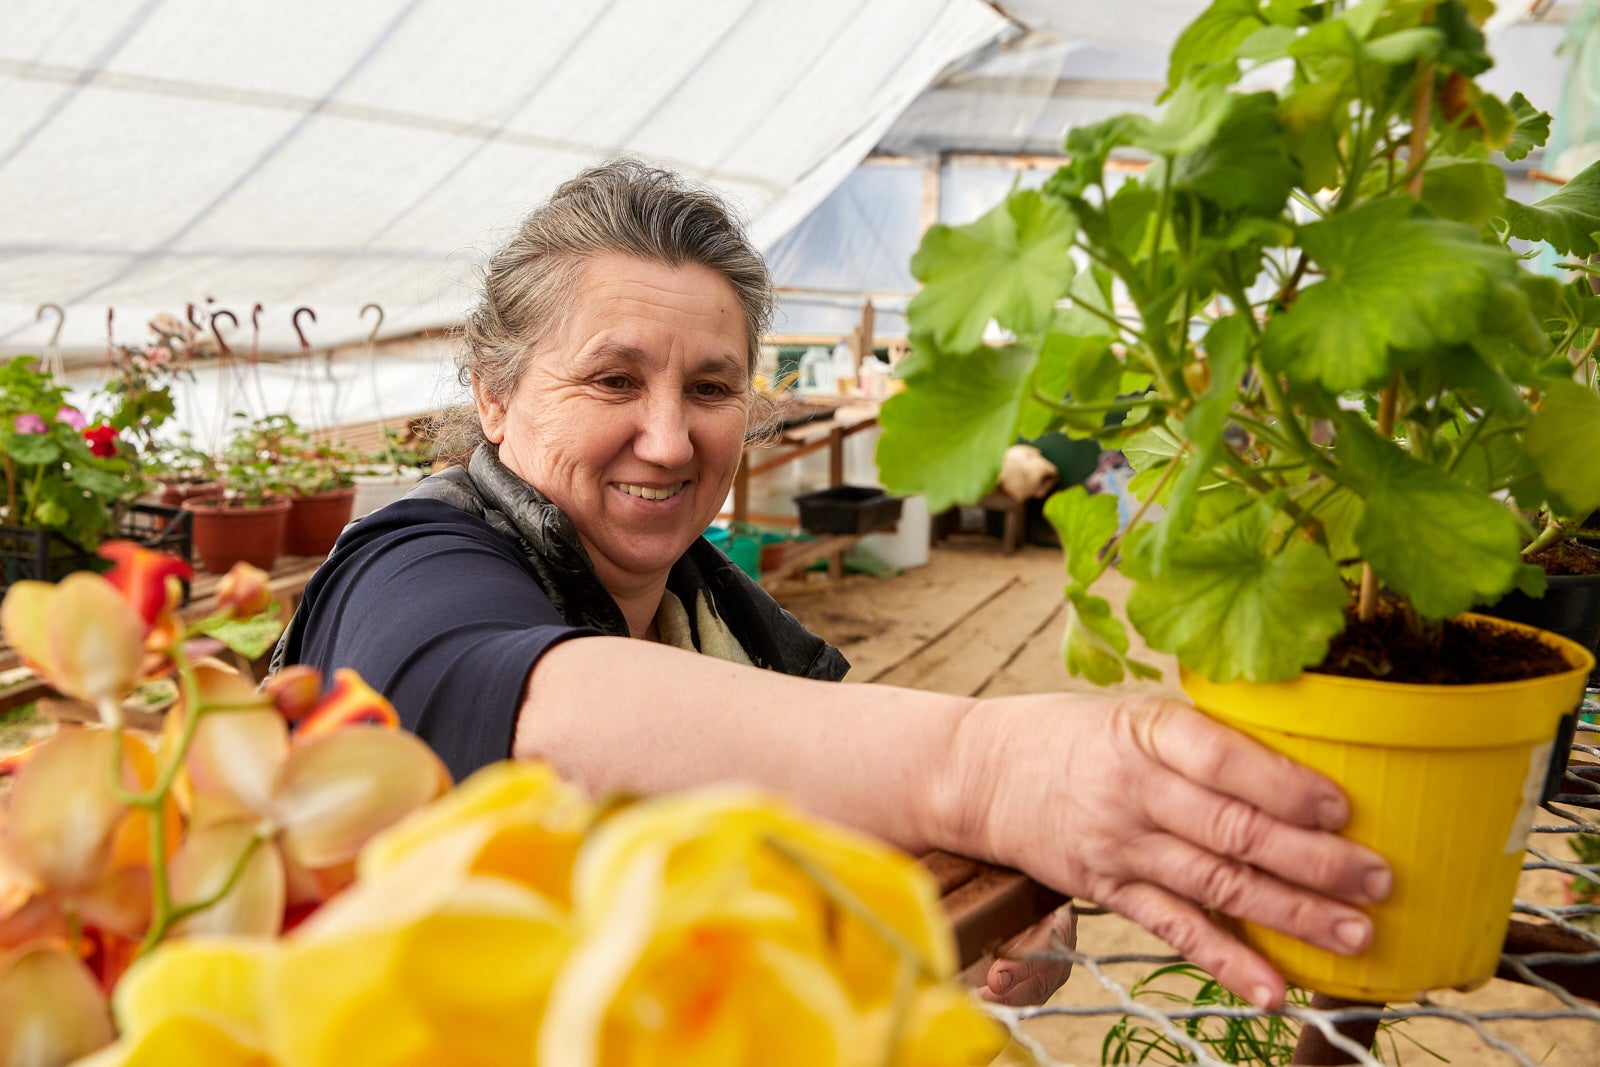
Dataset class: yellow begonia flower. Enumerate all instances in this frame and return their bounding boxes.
[358,760,592,905]
[545,788,1002,1067]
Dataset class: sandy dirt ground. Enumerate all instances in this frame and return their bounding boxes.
[775,537,1600,1065]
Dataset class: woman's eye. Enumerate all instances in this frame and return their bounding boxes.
[597,375,632,390]
[693,381,731,398]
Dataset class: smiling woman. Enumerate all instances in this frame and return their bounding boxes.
[275,160,1394,1013]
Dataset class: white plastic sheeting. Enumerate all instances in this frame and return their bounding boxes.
[0,0,1006,358]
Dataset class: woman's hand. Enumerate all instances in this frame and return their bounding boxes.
[978,902,1077,1006]
[942,693,1391,1010]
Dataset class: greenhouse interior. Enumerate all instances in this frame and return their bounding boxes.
[5,1,1600,1065]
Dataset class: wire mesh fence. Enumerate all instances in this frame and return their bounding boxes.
[983,702,1600,1066]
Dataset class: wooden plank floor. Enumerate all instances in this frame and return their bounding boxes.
[773,535,1600,1066]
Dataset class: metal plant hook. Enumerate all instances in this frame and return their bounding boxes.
[35,303,64,348]
[209,309,238,357]
[361,302,384,346]
[186,303,203,332]
[292,306,316,355]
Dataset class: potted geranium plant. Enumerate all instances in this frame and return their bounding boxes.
[182,416,295,573]
[352,425,434,518]
[878,0,1599,1002]
[0,356,184,587]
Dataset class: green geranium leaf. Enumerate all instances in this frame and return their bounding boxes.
[1044,486,1119,587]
[1419,158,1506,224]
[1174,92,1299,215]
[1262,198,1516,390]
[907,190,1078,354]
[191,608,285,662]
[1121,424,1185,474]
[1363,26,1442,65]
[1502,162,1600,256]
[1504,92,1552,162]
[1049,116,1143,198]
[1433,0,1493,77]
[876,343,1035,513]
[5,431,60,465]
[1524,380,1600,516]
[1336,416,1526,617]
[1063,585,1158,686]
[1514,562,1548,599]
[69,464,129,498]
[1167,0,1260,89]
[1137,80,1233,156]
[1124,500,1349,683]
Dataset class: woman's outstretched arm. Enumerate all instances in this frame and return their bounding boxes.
[515,635,1390,1010]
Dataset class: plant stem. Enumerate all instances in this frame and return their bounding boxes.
[1028,387,1161,419]
[160,831,270,931]
[1523,516,1569,558]
[1098,444,1188,565]
[1359,372,1403,621]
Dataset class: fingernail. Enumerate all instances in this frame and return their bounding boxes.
[1249,985,1276,1010]
[1317,795,1348,830]
[1335,918,1370,953]
[991,969,1015,995]
[1363,866,1392,903]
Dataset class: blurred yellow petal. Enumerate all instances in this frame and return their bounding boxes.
[69,1015,276,1067]
[574,788,956,1004]
[170,821,285,938]
[875,985,1008,1067]
[46,573,144,707]
[273,727,448,870]
[186,710,287,822]
[270,879,568,1067]
[3,727,123,891]
[112,937,272,1041]
[1,581,61,680]
[0,942,114,1066]
[543,847,851,1067]
[358,760,589,902]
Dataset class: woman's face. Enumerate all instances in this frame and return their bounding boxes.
[477,252,751,596]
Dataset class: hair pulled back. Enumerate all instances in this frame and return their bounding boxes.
[436,160,773,464]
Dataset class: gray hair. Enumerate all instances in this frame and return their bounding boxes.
[435,160,774,464]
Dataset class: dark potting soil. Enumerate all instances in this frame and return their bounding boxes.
[1525,541,1600,576]
[1311,599,1572,685]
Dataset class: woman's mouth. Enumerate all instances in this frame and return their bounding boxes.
[616,481,686,501]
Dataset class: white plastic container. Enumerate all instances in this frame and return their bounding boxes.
[858,494,930,570]
[352,469,426,519]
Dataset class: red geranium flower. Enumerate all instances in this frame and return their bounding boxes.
[82,423,119,457]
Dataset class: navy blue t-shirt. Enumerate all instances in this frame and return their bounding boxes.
[288,498,601,781]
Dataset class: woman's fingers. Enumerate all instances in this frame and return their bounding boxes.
[1147,775,1391,906]
[980,902,1077,1006]
[1119,832,1373,957]
[1102,881,1288,1010]
[1137,699,1350,832]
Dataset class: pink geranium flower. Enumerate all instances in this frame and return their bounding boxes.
[13,413,46,435]
[55,406,87,430]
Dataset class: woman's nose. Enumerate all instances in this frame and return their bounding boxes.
[634,393,694,468]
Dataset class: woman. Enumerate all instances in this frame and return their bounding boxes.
[281,161,1389,1010]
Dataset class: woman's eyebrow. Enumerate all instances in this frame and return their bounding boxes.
[579,341,746,377]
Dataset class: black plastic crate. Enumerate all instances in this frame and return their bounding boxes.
[793,485,903,536]
[0,503,193,598]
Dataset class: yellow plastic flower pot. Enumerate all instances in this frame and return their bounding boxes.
[1181,615,1594,1002]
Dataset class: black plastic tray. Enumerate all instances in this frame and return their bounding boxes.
[793,485,903,535]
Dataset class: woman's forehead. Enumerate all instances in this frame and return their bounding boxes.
[545,254,749,367]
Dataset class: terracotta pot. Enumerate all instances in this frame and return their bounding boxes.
[182,496,291,573]
[157,479,224,508]
[284,487,357,557]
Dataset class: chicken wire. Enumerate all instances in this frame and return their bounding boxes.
[981,700,1600,1066]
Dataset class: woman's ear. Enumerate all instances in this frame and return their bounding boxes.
[472,377,508,444]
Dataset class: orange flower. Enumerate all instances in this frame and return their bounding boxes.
[98,542,193,636]
[215,563,272,619]
[263,666,321,724]
[293,670,399,740]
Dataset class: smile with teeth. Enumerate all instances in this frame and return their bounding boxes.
[617,481,686,501]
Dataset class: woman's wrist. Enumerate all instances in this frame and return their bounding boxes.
[921,695,1009,864]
